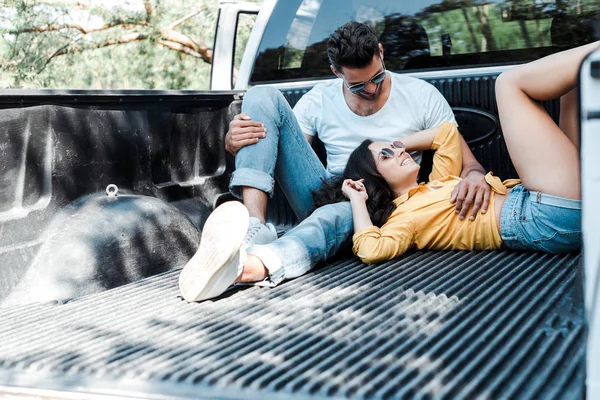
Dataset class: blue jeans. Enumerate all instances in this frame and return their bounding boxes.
[229,86,353,284]
[500,184,582,253]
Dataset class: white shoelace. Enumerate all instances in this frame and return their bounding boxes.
[243,224,263,246]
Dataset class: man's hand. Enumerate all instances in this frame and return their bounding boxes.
[225,112,267,156]
[450,170,491,220]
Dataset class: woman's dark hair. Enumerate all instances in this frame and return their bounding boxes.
[312,139,396,227]
[327,21,380,73]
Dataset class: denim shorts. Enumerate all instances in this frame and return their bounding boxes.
[500,184,582,253]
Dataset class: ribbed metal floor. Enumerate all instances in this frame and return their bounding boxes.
[0,251,584,400]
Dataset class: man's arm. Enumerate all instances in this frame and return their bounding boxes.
[294,86,320,146]
[451,135,491,220]
[226,84,319,156]
[419,82,490,220]
[225,113,267,156]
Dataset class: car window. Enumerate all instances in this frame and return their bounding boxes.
[250,0,600,84]
[233,12,258,88]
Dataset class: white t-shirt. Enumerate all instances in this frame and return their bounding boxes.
[293,72,457,175]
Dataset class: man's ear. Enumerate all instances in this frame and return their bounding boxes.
[379,43,384,59]
[330,65,341,78]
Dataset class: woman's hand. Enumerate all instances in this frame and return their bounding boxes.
[343,179,374,233]
[342,179,368,202]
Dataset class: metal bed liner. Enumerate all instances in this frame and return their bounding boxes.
[0,250,583,400]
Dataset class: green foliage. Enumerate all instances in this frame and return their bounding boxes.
[420,1,567,56]
[0,0,226,89]
[6,0,594,89]
[233,12,256,73]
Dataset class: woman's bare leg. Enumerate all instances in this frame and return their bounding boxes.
[495,41,599,200]
[559,88,579,149]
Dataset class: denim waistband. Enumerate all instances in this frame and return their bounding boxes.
[527,190,581,210]
[501,184,582,253]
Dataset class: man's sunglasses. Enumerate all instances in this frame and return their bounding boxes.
[344,58,387,93]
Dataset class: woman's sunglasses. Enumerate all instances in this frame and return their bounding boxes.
[379,141,406,159]
[345,57,387,93]
[379,141,419,161]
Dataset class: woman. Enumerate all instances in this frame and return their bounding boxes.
[335,43,597,264]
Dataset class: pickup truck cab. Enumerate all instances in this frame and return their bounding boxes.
[0,0,598,399]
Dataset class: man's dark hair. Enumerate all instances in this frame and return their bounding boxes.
[327,21,380,73]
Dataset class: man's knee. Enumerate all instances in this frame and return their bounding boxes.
[242,86,289,122]
[245,86,284,105]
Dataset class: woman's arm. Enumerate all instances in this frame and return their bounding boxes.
[341,179,374,232]
[395,126,439,152]
[350,198,373,233]
[396,123,463,178]
[402,122,463,180]
[352,217,415,265]
[342,180,415,264]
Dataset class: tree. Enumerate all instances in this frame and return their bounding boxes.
[0,0,224,89]
[473,4,497,52]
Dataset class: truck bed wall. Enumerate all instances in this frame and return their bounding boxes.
[0,92,240,302]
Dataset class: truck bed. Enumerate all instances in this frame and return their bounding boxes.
[0,82,583,399]
[0,250,583,400]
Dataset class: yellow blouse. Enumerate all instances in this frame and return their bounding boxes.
[352,122,520,264]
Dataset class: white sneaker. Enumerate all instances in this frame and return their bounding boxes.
[178,201,249,302]
[244,217,278,246]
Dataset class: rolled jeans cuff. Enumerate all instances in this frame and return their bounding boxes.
[229,168,275,199]
[246,244,285,287]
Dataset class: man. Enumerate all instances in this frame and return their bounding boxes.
[178,21,490,302]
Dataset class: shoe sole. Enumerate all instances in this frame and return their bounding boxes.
[178,201,249,302]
